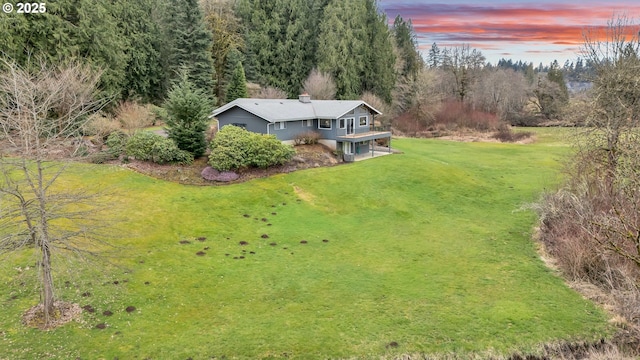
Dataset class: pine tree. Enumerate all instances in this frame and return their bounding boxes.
[164,74,212,158]
[393,15,422,78]
[362,0,396,103]
[428,43,441,68]
[547,60,569,103]
[317,0,367,99]
[113,0,164,103]
[237,0,328,97]
[0,0,129,98]
[226,61,249,102]
[166,0,216,96]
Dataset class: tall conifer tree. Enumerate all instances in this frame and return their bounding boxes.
[226,61,249,102]
[166,0,216,96]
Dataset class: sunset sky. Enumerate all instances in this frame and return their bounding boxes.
[378,0,640,66]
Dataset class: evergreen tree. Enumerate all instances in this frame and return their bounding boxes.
[393,15,422,79]
[113,0,164,103]
[166,0,216,96]
[362,1,396,103]
[164,74,212,158]
[0,0,129,98]
[428,43,441,68]
[547,60,569,103]
[316,0,366,99]
[226,61,249,102]
[237,0,329,97]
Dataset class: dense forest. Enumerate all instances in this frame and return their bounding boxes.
[0,0,591,130]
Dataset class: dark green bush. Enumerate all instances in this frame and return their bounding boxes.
[88,151,118,164]
[105,131,127,156]
[151,138,194,165]
[125,132,193,165]
[209,125,294,171]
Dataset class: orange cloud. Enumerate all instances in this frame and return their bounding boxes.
[383,2,640,46]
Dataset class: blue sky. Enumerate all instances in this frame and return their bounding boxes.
[378,0,640,66]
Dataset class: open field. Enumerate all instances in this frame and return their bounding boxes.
[0,129,610,359]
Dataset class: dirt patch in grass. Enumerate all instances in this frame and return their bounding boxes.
[23,301,82,330]
[294,186,316,203]
[120,144,340,185]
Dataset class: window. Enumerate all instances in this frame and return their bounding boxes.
[359,116,368,126]
[319,119,331,129]
[232,123,247,129]
[304,119,313,127]
[275,122,286,130]
[339,118,346,129]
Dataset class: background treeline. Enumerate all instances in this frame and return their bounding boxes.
[1,0,591,132]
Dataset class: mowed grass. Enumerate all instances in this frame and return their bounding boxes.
[0,129,609,359]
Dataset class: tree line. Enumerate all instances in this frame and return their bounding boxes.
[0,0,578,126]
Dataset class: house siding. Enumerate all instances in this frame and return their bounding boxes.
[336,106,375,137]
[272,119,317,141]
[214,105,378,143]
[216,107,269,134]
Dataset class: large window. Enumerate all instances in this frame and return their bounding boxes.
[319,119,331,129]
[359,116,368,127]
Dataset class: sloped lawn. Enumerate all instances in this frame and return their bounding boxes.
[0,130,610,359]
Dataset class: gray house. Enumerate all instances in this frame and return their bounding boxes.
[210,94,392,162]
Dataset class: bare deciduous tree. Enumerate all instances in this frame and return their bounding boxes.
[581,15,640,173]
[301,68,337,100]
[470,68,529,121]
[0,60,110,327]
[560,15,640,272]
[441,44,485,103]
[255,86,288,99]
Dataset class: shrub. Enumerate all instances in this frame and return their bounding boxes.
[88,151,118,164]
[116,101,153,136]
[151,138,194,165]
[209,126,294,171]
[125,132,193,165]
[84,113,120,141]
[491,123,533,142]
[208,126,252,171]
[125,132,157,161]
[248,135,295,168]
[105,131,127,156]
[293,131,320,145]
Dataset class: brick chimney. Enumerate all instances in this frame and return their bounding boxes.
[299,93,311,103]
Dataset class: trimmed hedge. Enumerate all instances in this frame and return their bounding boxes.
[208,126,294,171]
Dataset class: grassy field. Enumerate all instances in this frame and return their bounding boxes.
[0,129,610,359]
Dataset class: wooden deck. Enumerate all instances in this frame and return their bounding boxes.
[336,131,391,142]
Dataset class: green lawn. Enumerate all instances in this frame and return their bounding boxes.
[0,129,609,359]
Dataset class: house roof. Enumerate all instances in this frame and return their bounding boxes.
[210,98,382,122]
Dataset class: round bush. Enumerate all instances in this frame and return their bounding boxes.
[125,132,193,165]
[208,125,294,171]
